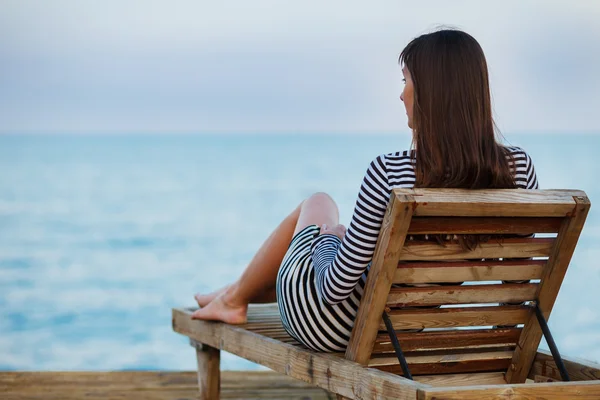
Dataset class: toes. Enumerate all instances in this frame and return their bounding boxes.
[194,293,212,307]
[194,294,204,302]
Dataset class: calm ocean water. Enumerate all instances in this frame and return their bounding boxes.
[0,133,599,371]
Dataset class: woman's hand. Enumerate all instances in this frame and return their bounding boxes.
[319,223,347,241]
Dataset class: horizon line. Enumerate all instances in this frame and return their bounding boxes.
[1,130,599,136]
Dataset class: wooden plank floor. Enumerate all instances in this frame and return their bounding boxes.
[0,371,333,400]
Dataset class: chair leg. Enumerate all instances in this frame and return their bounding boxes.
[194,342,221,400]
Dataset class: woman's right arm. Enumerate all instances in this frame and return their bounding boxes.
[310,154,391,305]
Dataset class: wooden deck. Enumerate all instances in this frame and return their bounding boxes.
[0,371,333,399]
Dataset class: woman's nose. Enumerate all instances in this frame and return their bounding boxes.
[400,92,404,102]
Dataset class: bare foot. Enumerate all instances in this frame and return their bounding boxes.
[194,284,231,307]
[191,293,248,324]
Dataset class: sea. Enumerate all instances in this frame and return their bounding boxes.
[0,133,599,371]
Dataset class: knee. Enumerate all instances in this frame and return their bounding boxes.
[308,191,336,205]
[303,192,338,213]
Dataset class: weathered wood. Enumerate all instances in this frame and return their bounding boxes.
[0,371,332,400]
[168,189,593,399]
[184,304,303,345]
[418,380,600,399]
[506,195,591,383]
[372,328,521,353]
[408,216,562,234]
[414,372,506,387]
[380,305,532,330]
[387,283,538,306]
[172,307,427,399]
[399,237,554,261]
[193,341,221,400]
[398,188,581,217]
[376,358,511,376]
[528,349,600,382]
[394,260,546,284]
[344,193,416,366]
[370,350,513,375]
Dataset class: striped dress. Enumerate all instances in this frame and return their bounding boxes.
[275,147,539,352]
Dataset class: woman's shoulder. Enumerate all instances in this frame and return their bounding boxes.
[367,151,416,188]
[502,145,533,162]
[502,145,539,189]
[366,151,414,175]
[374,150,414,164]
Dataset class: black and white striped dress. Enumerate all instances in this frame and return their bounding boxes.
[275,147,539,352]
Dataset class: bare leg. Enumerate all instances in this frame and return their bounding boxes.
[249,286,278,303]
[195,285,278,307]
[191,192,339,323]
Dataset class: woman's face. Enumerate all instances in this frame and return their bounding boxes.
[400,66,414,129]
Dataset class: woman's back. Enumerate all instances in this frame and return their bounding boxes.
[276,145,539,352]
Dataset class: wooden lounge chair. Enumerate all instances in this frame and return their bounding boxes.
[173,188,600,399]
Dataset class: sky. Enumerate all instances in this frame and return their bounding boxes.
[0,0,599,134]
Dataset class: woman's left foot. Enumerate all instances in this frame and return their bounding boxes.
[191,293,248,324]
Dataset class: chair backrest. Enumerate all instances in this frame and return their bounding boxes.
[344,189,590,384]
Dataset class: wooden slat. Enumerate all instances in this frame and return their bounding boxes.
[419,380,600,400]
[0,371,319,389]
[374,359,511,376]
[387,283,539,306]
[394,259,545,284]
[172,307,427,399]
[507,195,591,383]
[380,305,531,330]
[414,372,506,387]
[399,237,553,261]
[373,328,522,353]
[528,349,600,382]
[344,193,415,366]
[408,216,562,234]
[369,350,513,375]
[0,371,332,400]
[396,188,581,217]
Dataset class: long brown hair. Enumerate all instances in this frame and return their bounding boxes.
[399,29,516,189]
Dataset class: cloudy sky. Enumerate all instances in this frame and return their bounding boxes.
[1,0,599,134]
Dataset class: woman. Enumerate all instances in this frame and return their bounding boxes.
[191,29,539,352]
